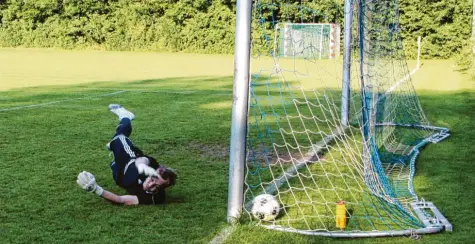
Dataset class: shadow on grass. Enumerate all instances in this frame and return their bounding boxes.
[0,75,234,92]
[0,73,310,104]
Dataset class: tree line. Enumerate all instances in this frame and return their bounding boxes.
[0,0,471,58]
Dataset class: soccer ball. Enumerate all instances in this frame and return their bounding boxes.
[251,194,280,221]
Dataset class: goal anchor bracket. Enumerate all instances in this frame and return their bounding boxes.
[427,132,450,143]
[410,199,453,232]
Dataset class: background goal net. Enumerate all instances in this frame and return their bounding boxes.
[275,23,340,59]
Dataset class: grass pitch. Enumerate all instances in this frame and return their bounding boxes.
[0,48,473,243]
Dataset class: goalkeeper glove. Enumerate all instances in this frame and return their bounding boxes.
[77,171,104,196]
[136,162,159,178]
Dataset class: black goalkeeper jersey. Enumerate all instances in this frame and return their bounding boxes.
[108,118,164,204]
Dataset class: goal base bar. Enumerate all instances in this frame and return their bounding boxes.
[260,224,444,238]
[410,200,453,232]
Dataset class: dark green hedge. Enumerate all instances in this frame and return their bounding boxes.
[0,0,238,54]
[399,0,473,59]
[0,0,471,58]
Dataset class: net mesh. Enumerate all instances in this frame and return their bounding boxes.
[243,0,449,235]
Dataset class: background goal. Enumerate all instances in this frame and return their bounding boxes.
[274,23,340,59]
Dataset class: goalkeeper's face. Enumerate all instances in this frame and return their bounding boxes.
[143,174,169,193]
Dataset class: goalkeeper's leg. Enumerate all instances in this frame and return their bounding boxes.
[111,118,144,157]
[106,118,133,150]
[107,118,137,186]
[106,105,134,150]
[115,118,133,138]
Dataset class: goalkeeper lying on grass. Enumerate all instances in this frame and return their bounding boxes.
[77,104,177,205]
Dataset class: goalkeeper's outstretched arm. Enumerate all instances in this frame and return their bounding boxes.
[76,171,139,205]
[100,189,139,205]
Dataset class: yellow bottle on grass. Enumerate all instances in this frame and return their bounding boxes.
[336,200,347,230]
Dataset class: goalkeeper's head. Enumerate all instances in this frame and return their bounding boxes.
[143,166,177,194]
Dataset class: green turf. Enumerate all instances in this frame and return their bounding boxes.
[0,49,473,243]
[0,81,234,243]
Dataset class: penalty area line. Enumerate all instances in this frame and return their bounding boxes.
[0,90,126,112]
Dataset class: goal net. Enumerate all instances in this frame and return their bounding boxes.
[242,0,451,237]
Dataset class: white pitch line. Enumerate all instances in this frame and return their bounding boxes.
[383,66,420,96]
[208,226,235,244]
[0,90,126,112]
[375,65,421,105]
[0,88,232,113]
